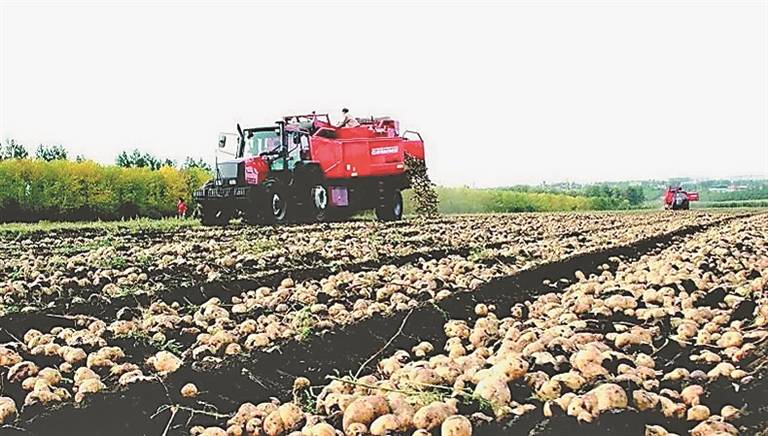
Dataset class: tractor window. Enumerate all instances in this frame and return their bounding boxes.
[277,132,304,171]
[246,130,281,157]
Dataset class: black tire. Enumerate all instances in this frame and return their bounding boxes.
[681,199,690,210]
[200,204,231,226]
[375,190,403,221]
[265,179,290,224]
[243,202,266,225]
[309,184,330,222]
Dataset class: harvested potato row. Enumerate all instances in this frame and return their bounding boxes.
[0,212,721,311]
[186,214,767,436]
[0,316,183,421]
[108,213,722,362]
[0,212,739,428]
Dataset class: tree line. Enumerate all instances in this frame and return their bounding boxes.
[0,139,211,222]
[1,138,211,171]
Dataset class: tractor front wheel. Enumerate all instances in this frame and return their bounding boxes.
[375,190,403,222]
[201,204,231,226]
[264,180,290,224]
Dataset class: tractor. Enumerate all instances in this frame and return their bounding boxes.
[663,186,699,210]
[193,113,425,226]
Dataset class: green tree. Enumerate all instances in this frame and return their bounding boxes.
[1,138,29,160]
[624,186,645,206]
[35,144,68,161]
[182,157,211,171]
[116,149,163,170]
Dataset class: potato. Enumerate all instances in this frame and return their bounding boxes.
[717,331,743,348]
[687,405,710,421]
[721,404,740,421]
[659,396,686,419]
[147,351,182,374]
[74,367,100,386]
[226,424,243,436]
[632,390,659,411]
[552,372,586,391]
[119,369,151,386]
[412,341,434,358]
[644,424,669,436]
[345,422,368,436]
[181,383,199,398]
[277,403,304,431]
[441,414,472,436]
[413,402,453,430]
[370,414,402,435]
[200,428,227,436]
[473,376,511,406]
[0,397,17,425]
[304,422,336,436]
[262,410,284,436]
[690,420,738,436]
[681,385,704,406]
[342,398,376,432]
[8,361,38,383]
[588,383,628,414]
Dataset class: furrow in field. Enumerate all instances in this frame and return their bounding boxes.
[0,213,743,436]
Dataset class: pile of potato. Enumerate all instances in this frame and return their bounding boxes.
[113,214,715,362]
[0,212,724,309]
[188,214,767,435]
[0,316,185,420]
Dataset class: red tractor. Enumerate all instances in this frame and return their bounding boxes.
[193,113,425,225]
[663,186,699,210]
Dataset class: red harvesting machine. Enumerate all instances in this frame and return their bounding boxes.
[663,186,699,210]
[193,113,425,225]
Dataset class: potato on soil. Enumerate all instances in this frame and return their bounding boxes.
[147,350,182,374]
[0,397,18,424]
[304,422,336,436]
[690,419,738,436]
[441,414,472,436]
[686,405,710,421]
[342,396,380,432]
[370,414,403,435]
[181,383,199,398]
[473,376,511,406]
[413,401,455,431]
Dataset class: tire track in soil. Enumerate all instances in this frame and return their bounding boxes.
[6,215,750,436]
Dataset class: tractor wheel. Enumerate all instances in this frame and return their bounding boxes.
[243,202,266,225]
[375,190,403,222]
[681,199,690,210]
[201,205,231,226]
[265,180,290,224]
[309,184,330,222]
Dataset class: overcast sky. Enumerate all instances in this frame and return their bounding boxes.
[1,0,766,187]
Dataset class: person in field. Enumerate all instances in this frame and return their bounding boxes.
[177,198,188,218]
[338,108,360,128]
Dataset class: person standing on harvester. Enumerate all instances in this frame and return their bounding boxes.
[338,108,360,128]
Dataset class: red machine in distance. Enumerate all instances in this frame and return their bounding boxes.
[194,113,425,225]
[663,186,699,210]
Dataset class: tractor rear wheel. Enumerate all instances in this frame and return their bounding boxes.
[201,205,231,226]
[309,184,330,222]
[375,190,403,222]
